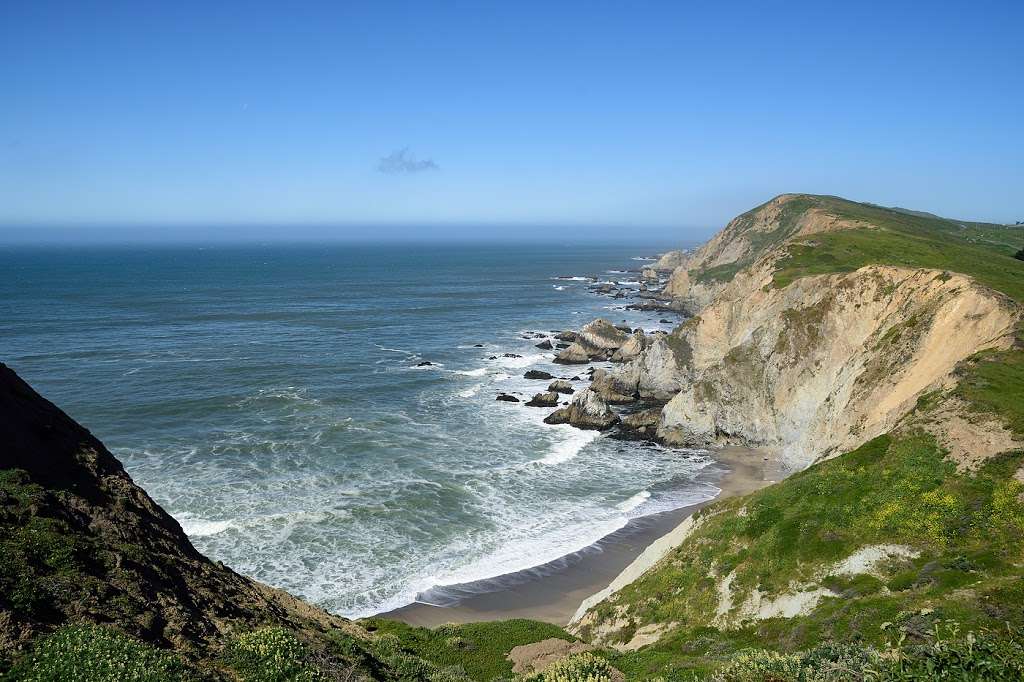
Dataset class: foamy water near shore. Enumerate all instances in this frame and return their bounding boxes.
[3,244,709,619]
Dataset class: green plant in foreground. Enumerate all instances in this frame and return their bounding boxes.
[526,652,615,682]
[5,624,200,682]
[225,626,324,682]
[703,626,1024,682]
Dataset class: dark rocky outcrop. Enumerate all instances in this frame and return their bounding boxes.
[496,393,520,402]
[535,340,553,350]
[525,392,560,407]
[547,380,575,394]
[524,370,554,380]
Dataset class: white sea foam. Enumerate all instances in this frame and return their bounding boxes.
[454,367,487,377]
[534,427,600,465]
[553,285,565,291]
[458,384,483,398]
[552,276,590,281]
[616,489,652,513]
[491,353,547,369]
[631,256,657,261]
[180,517,235,537]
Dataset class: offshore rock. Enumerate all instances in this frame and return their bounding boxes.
[526,391,560,407]
[543,388,619,430]
[548,379,575,394]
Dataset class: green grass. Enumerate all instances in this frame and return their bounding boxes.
[577,430,1024,663]
[361,618,575,681]
[955,348,1024,437]
[767,197,1024,303]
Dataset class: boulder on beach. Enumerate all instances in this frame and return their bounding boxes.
[543,388,619,430]
[524,369,554,380]
[554,331,578,342]
[525,391,560,407]
[496,393,520,403]
[641,267,659,282]
[535,339,553,350]
[547,379,575,394]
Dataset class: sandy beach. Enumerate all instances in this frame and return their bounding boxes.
[380,446,785,627]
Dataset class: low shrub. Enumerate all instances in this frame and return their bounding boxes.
[224,626,323,682]
[6,624,200,681]
[527,652,615,682]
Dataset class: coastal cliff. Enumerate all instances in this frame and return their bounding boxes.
[563,195,1024,674]
[584,194,1021,469]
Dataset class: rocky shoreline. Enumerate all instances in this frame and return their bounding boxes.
[488,255,693,444]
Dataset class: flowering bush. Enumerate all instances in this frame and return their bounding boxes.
[225,626,324,681]
[711,649,803,682]
[5,624,197,681]
[527,652,615,682]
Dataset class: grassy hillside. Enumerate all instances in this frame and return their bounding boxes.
[769,196,1024,303]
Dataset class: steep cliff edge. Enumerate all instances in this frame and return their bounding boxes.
[602,194,1022,469]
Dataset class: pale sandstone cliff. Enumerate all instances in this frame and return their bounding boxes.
[655,264,1018,469]
[585,195,1021,470]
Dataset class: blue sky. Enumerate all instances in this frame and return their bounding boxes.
[1,1,1021,242]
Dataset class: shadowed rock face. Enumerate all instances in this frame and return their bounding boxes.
[0,363,354,658]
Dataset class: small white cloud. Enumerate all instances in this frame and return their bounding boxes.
[377,147,439,174]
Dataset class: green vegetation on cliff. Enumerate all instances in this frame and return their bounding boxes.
[769,196,1024,303]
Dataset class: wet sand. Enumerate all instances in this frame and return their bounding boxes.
[379,446,785,627]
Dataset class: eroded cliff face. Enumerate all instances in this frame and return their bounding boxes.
[654,265,1018,468]
[594,196,1022,470]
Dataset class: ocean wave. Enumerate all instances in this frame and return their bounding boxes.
[454,367,487,377]
[458,384,483,398]
[553,285,565,291]
[489,353,547,369]
[180,517,235,537]
[533,427,600,465]
[616,489,651,513]
[551,276,590,281]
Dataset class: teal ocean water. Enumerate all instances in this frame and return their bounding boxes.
[0,243,716,617]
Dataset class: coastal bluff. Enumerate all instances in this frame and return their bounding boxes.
[561,194,1024,665]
